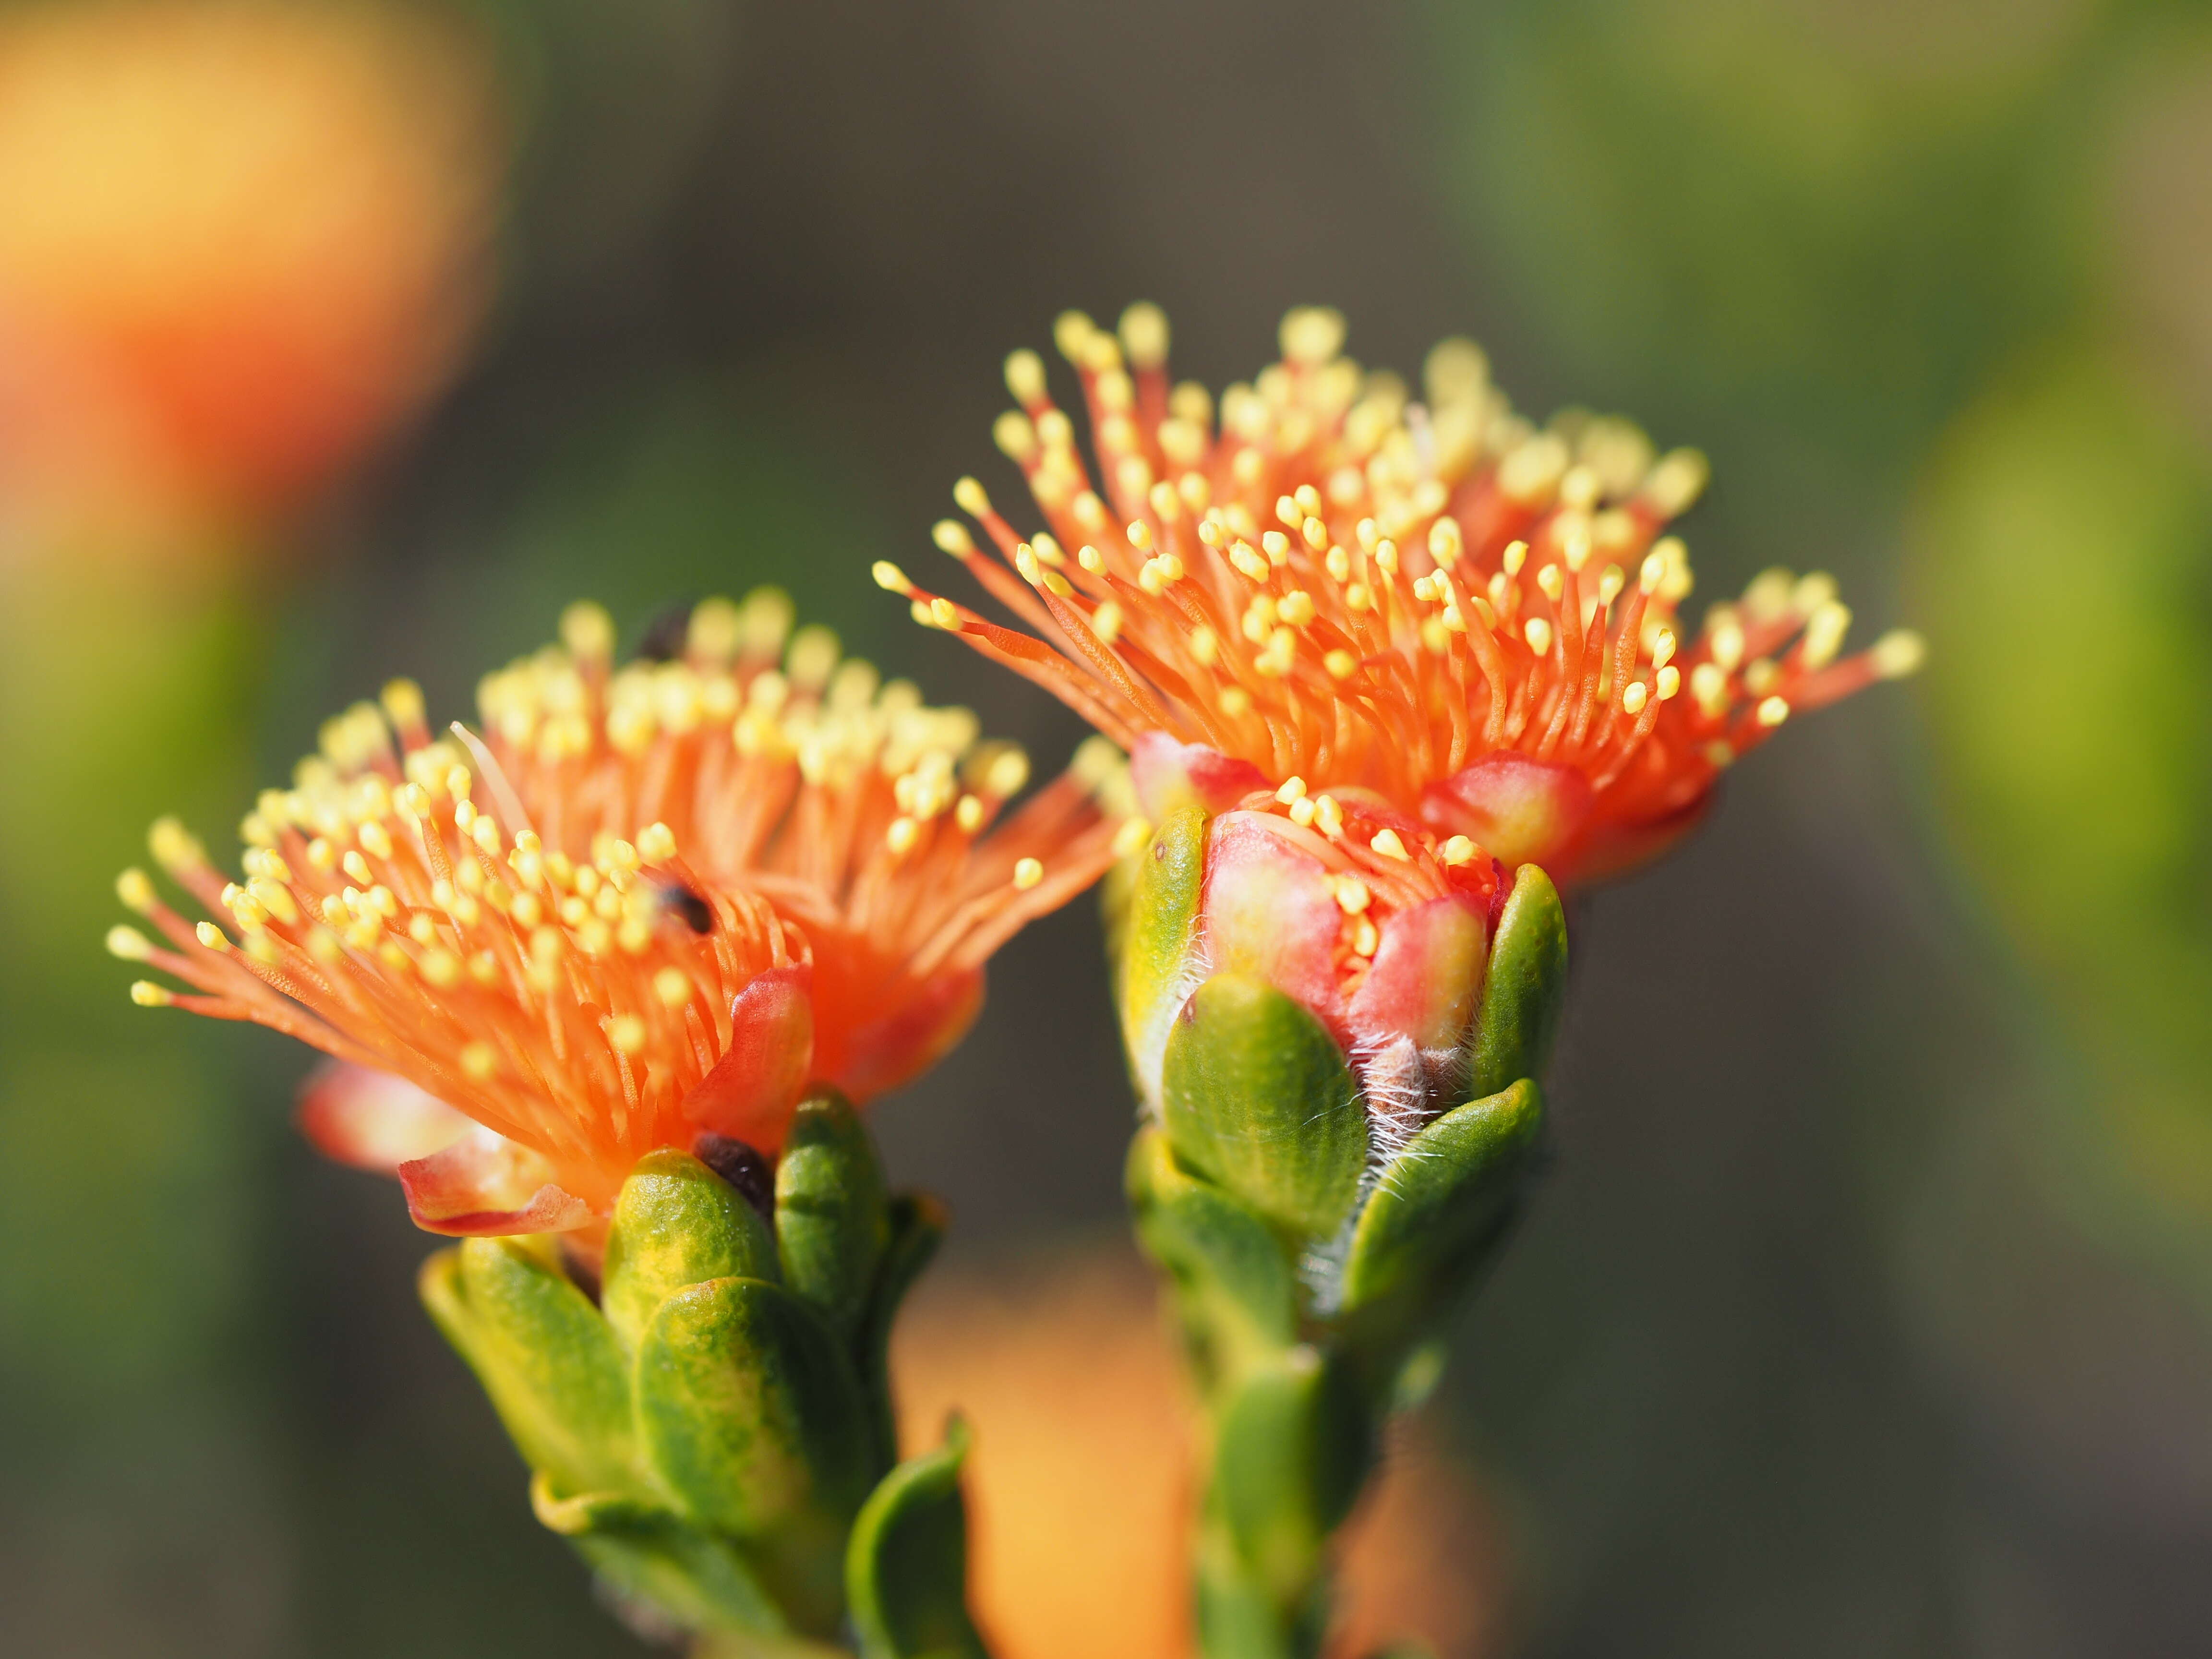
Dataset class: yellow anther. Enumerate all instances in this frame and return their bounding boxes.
[1428,516,1464,567]
[956,794,986,833]
[933,520,976,558]
[1301,516,1328,552]
[1656,664,1682,700]
[1228,542,1271,583]
[1502,540,1528,577]
[130,980,175,1008]
[873,561,914,596]
[1280,306,1346,365]
[1351,914,1380,958]
[886,816,921,855]
[1126,519,1154,553]
[1113,816,1154,858]
[1323,649,1357,680]
[380,678,426,732]
[1275,776,1308,805]
[993,409,1038,463]
[195,921,228,950]
[1288,797,1316,827]
[559,601,616,662]
[1621,681,1649,715]
[106,925,153,961]
[1535,564,1563,601]
[1091,601,1124,645]
[952,476,990,517]
[651,967,694,1010]
[1312,795,1345,838]
[1012,857,1044,890]
[1219,686,1252,717]
[1642,448,1709,517]
[1801,601,1851,670]
[1369,828,1409,861]
[1333,876,1372,914]
[1277,591,1316,627]
[1005,347,1047,404]
[1652,628,1677,670]
[929,598,961,629]
[1440,835,1477,866]
[1261,530,1291,566]
[148,817,206,874]
[1690,662,1729,714]
[1756,696,1791,727]
[1525,617,1555,657]
[1374,540,1399,576]
[116,868,156,913]
[1744,658,1781,695]
[1118,301,1169,369]
[1872,629,1927,679]
[637,822,677,862]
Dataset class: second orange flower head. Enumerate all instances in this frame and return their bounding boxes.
[112,594,1128,1235]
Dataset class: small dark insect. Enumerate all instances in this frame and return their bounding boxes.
[657,879,715,934]
[693,1133,777,1226]
[636,597,702,663]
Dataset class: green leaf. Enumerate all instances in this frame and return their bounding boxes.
[1340,1080,1545,1317]
[422,1240,639,1499]
[528,1471,793,1639]
[855,1192,947,1477]
[1465,864,1568,1100]
[1161,973,1367,1241]
[846,1416,987,1659]
[634,1276,873,1540]
[1120,803,1209,1111]
[776,1090,890,1340]
[1212,1345,1372,1604]
[634,1276,874,1635]
[1126,1129,1296,1372]
[603,1148,780,1355]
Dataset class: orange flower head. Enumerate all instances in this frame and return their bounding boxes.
[467,594,1130,1099]
[0,1,500,545]
[886,303,1924,887]
[110,594,1129,1234]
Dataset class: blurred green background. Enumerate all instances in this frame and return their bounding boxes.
[2,1,2209,1654]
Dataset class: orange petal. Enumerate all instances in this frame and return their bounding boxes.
[397,1133,593,1236]
[1202,811,1346,1037]
[679,964,814,1151]
[1130,733,1269,819]
[1346,895,1487,1054]
[297,1061,474,1172]
[1421,753,1594,870]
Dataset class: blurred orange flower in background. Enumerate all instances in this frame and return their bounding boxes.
[894,1243,1511,1659]
[0,0,501,552]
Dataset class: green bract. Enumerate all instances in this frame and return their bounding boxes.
[1112,838,1572,1659]
[418,1093,984,1648]
[1465,864,1569,1100]
[1161,973,1367,1240]
[846,1417,989,1659]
